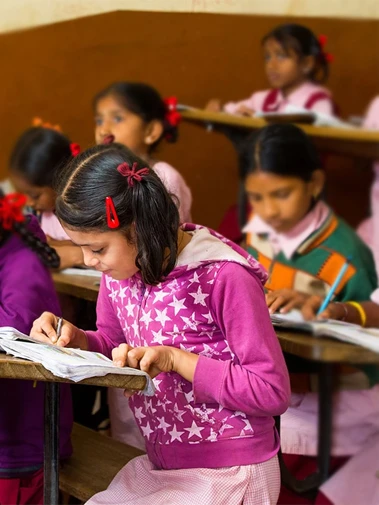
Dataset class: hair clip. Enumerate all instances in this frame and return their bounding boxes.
[117,162,149,187]
[32,117,62,132]
[163,96,181,139]
[70,143,81,157]
[0,193,27,230]
[318,34,334,63]
[105,196,120,229]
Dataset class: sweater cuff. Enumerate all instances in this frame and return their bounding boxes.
[193,355,228,404]
[85,330,107,355]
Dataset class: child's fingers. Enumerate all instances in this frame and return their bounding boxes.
[268,296,287,314]
[55,325,74,347]
[30,312,59,343]
[127,347,146,369]
[302,296,322,320]
[112,343,129,367]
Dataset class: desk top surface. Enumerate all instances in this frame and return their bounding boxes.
[0,354,146,389]
[53,272,100,302]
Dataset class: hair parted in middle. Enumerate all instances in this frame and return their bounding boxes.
[54,143,180,285]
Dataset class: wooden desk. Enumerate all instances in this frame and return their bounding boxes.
[0,354,146,505]
[181,108,379,159]
[52,272,99,303]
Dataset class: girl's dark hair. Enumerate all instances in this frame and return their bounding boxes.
[9,127,72,187]
[0,189,60,268]
[93,82,178,150]
[243,123,321,181]
[262,23,329,83]
[54,144,180,285]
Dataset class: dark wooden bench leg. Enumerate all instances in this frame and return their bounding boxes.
[44,382,60,505]
[276,363,335,497]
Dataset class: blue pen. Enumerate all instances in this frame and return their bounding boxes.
[317,256,352,315]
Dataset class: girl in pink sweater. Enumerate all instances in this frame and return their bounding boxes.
[31,143,290,505]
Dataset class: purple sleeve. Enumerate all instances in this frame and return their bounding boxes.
[85,276,126,358]
[0,249,61,334]
[193,263,290,416]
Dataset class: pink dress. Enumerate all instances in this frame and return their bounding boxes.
[153,161,192,223]
[357,96,379,276]
[40,212,70,241]
[224,81,334,115]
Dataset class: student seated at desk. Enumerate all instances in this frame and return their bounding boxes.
[93,81,192,223]
[9,126,84,269]
[357,96,379,276]
[207,23,335,117]
[242,123,378,505]
[299,294,379,505]
[0,190,72,505]
[30,143,290,505]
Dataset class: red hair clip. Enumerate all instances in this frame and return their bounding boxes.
[70,143,81,157]
[0,193,27,230]
[318,34,334,63]
[164,96,181,128]
[117,162,149,187]
[105,196,120,229]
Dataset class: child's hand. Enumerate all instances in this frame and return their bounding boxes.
[266,289,309,314]
[127,346,177,379]
[302,296,346,321]
[30,312,87,349]
[205,99,222,112]
[235,105,255,116]
[112,343,134,367]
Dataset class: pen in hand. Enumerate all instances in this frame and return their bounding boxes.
[55,317,63,344]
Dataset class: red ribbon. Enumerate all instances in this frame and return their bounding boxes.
[117,162,149,187]
[70,143,81,157]
[0,193,27,230]
[318,34,334,63]
[164,96,181,128]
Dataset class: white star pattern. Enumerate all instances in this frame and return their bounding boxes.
[131,320,139,337]
[168,296,187,315]
[188,271,201,285]
[157,416,171,434]
[151,329,169,344]
[153,290,170,304]
[173,405,186,422]
[184,390,194,404]
[202,312,214,324]
[207,429,218,442]
[184,421,205,439]
[189,286,209,306]
[118,286,128,302]
[152,379,162,392]
[134,407,146,421]
[140,309,153,328]
[180,312,198,331]
[141,422,154,438]
[155,307,171,325]
[125,299,135,317]
[169,424,185,442]
[129,284,139,300]
[242,418,254,432]
[109,287,118,303]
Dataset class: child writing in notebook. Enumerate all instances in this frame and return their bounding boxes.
[242,123,379,505]
[9,126,84,269]
[207,23,335,116]
[0,190,72,505]
[30,143,290,505]
[94,81,192,223]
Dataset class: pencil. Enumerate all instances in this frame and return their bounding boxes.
[317,257,352,315]
[56,317,63,341]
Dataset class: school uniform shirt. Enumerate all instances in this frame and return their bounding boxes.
[244,200,377,302]
[40,211,70,241]
[153,161,192,223]
[85,224,290,471]
[0,215,72,472]
[224,81,334,116]
[357,96,379,276]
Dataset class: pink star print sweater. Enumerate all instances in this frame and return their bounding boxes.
[85,224,290,470]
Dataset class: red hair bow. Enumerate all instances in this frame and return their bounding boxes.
[318,34,334,63]
[117,162,149,187]
[164,96,181,128]
[0,193,27,230]
[70,143,81,157]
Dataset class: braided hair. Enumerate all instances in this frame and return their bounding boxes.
[0,190,60,268]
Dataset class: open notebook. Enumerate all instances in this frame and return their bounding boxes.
[271,310,379,354]
[0,327,154,395]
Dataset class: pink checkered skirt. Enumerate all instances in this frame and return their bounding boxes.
[86,454,280,505]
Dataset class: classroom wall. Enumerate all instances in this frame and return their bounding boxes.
[2,0,379,33]
[0,10,377,228]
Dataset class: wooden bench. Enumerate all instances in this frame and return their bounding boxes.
[60,423,145,502]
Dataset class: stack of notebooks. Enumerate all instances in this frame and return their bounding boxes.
[0,327,154,395]
[271,310,379,353]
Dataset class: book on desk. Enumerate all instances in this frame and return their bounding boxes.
[0,327,154,395]
[271,310,379,354]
